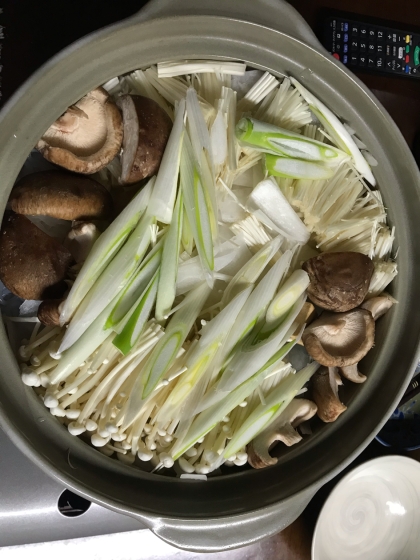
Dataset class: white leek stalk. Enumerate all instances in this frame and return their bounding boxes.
[142,283,211,399]
[172,339,297,458]
[265,154,335,180]
[266,269,310,325]
[223,361,320,457]
[290,78,376,185]
[59,180,153,326]
[157,60,246,78]
[155,191,183,321]
[221,236,282,305]
[180,131,215,285]
[147,99,185,224]
[236,117,348,165]
[112,271,160,355]
[248,178,310,244]
[59,213,154,353]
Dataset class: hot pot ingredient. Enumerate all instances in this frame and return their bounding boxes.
[10,170,112,221]
[10,65,397,475]
[36,87,123,174]
[117,94,172,185]
[0,213,73,300]
[303,252,374,312]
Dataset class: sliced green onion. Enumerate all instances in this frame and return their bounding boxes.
[112,270,160,355]
[155,190,183,321]
[142,283,211,398]
[157,60,246,78]
[236,117,348,165]
[158,286,252,419]
[247,178,310,244]
[223,361,320,457]
[59,179,153,326]
[147,99,185,224]
[265,153,335,180]
[180,131,215,285]
[173,339,297,459]
[59,213,154,353]
[50,304,116,384]
[105,240,163,331]
[181,205,195,255]
[218,293,306,392]
[221,236,282,306]
[266,269,309,326]
[290,78,375,185]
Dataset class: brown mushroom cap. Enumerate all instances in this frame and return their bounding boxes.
[117,94,172,185]
[311,367,347,423]
[10,171,112,220]
[37,299,65,326]
[36,88,123,174]
[302,309,375,367]
[0,213,73,300]
[303,252,374,312]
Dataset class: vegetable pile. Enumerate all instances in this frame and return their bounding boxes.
[1,62,398,475]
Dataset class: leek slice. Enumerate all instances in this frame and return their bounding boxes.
[59,213,154,353]
[59,179,153,326]
[236,117,348,165]
[290,78,375,185]
[223,361,320,457]
[155,190,183,321]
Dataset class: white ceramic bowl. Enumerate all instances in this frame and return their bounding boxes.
[312,456,420,560]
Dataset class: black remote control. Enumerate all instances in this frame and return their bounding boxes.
[323,14,420,78]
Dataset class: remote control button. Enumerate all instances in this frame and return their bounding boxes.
[368,57,375,67]
[406,45,410,53]
[377,30,384,40]
[343,44,349,53]
[360,26,367,37]
[359,55,367,67]
[405,64,410,73]
[406,54,410,63]
[415,46,420,66]
[413,68,417,74]
[336,43,341,51]
[336,32,342,40]
[343,55,348,64]
[368,28,376,39]
[351,40,358,51]
[360,41,367,52]
[350,55,358,65]
[351,25,359,36]
[368,43,375,52]
[392,45,398,57]
[376,57,384,68]
[398,47,404,59]
[377,44,384,53]
[344,22,349,32]
[333,53,340,60]
[406,35,411,43]
[386,44,391,56]
[392,33,398,43]
[344,33,349,42]
[387,33,393,41]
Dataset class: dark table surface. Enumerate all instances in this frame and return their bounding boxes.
[1,1,420,558]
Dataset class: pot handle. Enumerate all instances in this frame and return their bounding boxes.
[134,0,324,52]
[136,486,318,552]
